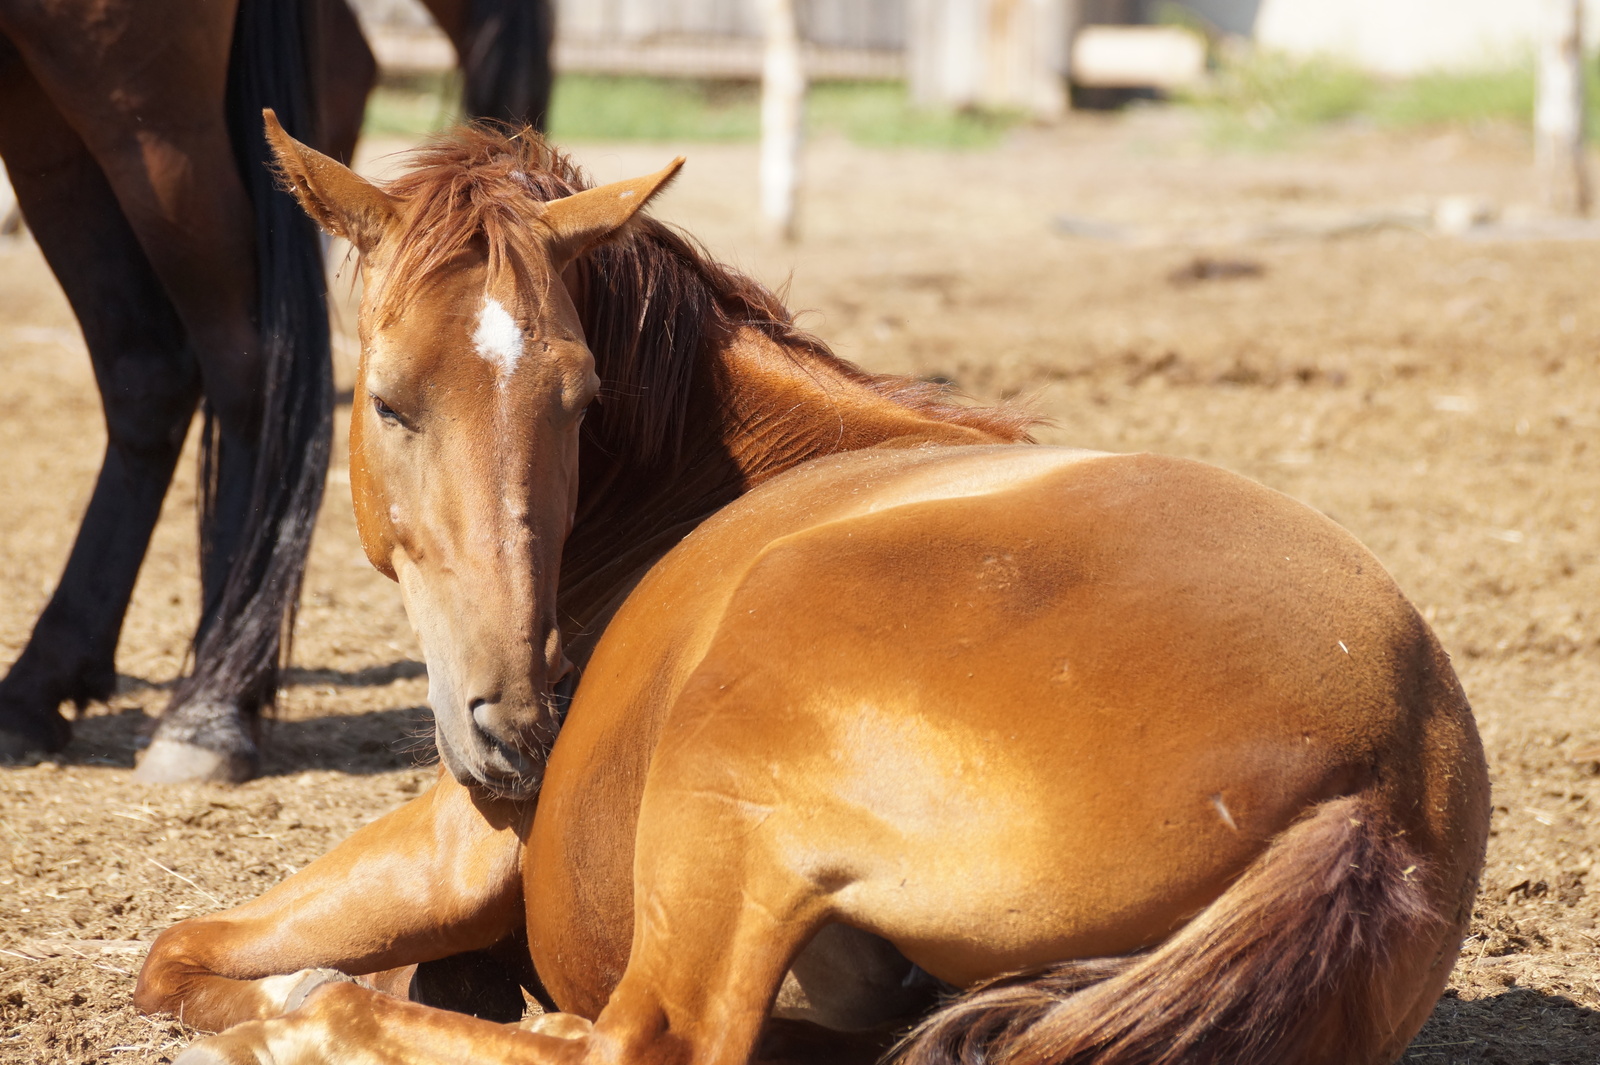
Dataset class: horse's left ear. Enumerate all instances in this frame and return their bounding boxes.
[538,158,685,266]
[262,108,399,259]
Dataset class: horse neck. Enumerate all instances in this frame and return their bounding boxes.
[557,324,999,632]
[709,325,1000,481]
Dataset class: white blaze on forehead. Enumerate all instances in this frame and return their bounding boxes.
[473,297,525,383]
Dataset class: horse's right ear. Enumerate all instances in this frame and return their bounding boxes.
[263,109,398,257]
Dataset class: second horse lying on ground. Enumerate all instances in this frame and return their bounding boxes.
[135,115,1491,1065]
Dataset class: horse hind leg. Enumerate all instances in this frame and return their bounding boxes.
[310,0,376,165]
[894,792,1463,1065]
[419,0,555,130]
[0,36,200,759]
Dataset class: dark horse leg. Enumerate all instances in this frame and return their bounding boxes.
[0,0,332,781]
[311,0,378,165]
[0,35,200,757]
[420,0,555,130]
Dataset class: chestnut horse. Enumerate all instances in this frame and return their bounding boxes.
[0,0,551,781]
[135,120,1490,1065]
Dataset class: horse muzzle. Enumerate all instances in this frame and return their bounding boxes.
[433,673,576,797]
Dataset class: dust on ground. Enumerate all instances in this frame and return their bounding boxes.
[3,110,1599,1063]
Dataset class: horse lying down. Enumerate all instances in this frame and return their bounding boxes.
[134,113,1490,1065]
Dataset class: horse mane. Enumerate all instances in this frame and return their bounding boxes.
[374,124,1036,473]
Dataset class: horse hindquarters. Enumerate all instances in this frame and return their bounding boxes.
[896,793,1455,1065]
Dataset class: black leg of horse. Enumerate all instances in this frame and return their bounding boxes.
[0,36,201,759]
[311,0,378,165]
[468,0,554,129]
[423,0,554,131]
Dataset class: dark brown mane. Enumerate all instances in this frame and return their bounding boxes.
[375,124,1036,472]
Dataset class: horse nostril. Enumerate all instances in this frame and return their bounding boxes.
[470,699,500,736]
[470,699,523,758]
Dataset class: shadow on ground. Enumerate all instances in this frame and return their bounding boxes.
[1408,988,1600,1064]
[52,661,435,776]
[282,660,427,688]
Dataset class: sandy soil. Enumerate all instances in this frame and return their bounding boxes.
[3,110,1600,1063]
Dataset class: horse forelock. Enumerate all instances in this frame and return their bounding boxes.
[370,124,584,328]
[369,124,1038,475]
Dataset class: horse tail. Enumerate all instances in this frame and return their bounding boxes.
[895,794,1439,1065]
[460,0,556,130]
[175,0,332,721]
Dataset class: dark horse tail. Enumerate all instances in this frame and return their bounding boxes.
[171,0,332,730]
[461,0,555,130]
[895,795,1437,1065]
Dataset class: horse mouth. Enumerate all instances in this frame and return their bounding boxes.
[431,673,573,799]
[472,761,545,800]
[434,722,546,799]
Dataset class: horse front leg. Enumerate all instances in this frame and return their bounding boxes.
[172,983,589,1065]
[572,783,832,1065]
[0,34,200,759]
[136,772,530,1034]
[173,774,833,1065]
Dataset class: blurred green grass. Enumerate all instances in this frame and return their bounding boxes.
[1183,50,1600,149]
[363,74,1022,148]
[362,72,463,138]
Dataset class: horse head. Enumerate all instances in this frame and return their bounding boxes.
[265,111,680,795]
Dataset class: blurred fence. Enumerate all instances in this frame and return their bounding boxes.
[558,0,903,49]
[351,0,1193,114]
[554,0,905,81]
[353,0,906,80]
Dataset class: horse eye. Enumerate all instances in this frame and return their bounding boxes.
[371,394,401,423]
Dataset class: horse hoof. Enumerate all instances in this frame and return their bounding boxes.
[172,1045,237,1065]
[283,969,356,1013]
[0,724,66,764]
[523,1012,593,1040]
[172,1030,267,1065]
[134,738,258,784]
[0,691,72,760]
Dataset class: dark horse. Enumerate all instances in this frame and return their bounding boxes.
[0,0,553,782]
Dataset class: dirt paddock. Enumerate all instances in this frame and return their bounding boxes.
[3,112,1600,1063]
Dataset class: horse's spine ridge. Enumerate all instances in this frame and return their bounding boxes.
[893,794,1437,1065]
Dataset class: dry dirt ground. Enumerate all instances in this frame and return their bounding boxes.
[3,110,1600,1063]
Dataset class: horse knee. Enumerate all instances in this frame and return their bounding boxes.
[100,347,201,460]
[134,920,215,1017]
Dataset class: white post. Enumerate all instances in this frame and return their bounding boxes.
[908,0,986,109]
[1536,0,1590,216]
[908,0,1071,119]
[759,0,806,242]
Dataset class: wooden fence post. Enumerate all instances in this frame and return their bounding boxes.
[1536,0,1591,215]
[908,0,1073,119]
[759,0,806,242]
[908,0,982,109]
